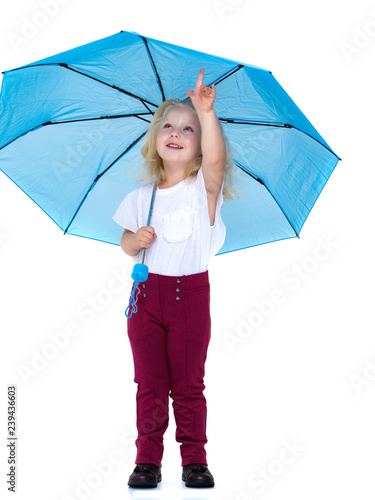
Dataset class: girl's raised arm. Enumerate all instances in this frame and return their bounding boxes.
[186,68,226,197]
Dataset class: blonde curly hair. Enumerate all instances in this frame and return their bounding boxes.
[133,97,239,202]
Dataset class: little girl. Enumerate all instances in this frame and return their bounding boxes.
[113,68,236,489]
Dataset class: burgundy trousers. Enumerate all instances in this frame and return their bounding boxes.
[127,270,211,468]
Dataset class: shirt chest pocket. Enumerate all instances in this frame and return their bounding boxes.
[162,206,196,243]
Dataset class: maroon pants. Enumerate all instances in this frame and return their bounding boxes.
[127,270,211,468]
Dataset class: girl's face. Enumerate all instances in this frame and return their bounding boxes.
[156,106,202,166]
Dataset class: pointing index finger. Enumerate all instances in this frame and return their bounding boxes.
[195,68,204,92]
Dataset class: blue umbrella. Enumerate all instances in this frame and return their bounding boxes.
[0,30,340,258]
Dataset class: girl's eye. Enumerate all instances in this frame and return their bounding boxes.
[163,124,193,131]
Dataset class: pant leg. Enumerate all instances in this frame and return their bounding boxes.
[159,271,211,467]
[126,279,170,468]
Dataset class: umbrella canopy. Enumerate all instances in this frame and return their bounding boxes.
[0,30,340,255]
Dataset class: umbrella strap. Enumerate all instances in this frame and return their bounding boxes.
[125,182,157,318]
[125,282,141,318]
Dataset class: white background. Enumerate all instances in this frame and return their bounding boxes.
[1,1,374,499]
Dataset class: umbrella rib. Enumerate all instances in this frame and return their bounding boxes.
[3,62,159,112]
[209,64,244,86]
[63,131,147,235]
[209,65,340,161]
[220,119,341,160]
[172,65,244,102]
[59,63,158,112]
[0,114,153,152]
[235,161,300,239]
[0,123,45,151]
[41,113,153,126]
[140,36,165,102]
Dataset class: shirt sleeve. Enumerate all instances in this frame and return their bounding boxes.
[112,189,139,233]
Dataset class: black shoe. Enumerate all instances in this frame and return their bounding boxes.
[182,463,215,487]
[128,463,161,488]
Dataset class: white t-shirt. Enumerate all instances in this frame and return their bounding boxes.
[112,166,226,276]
